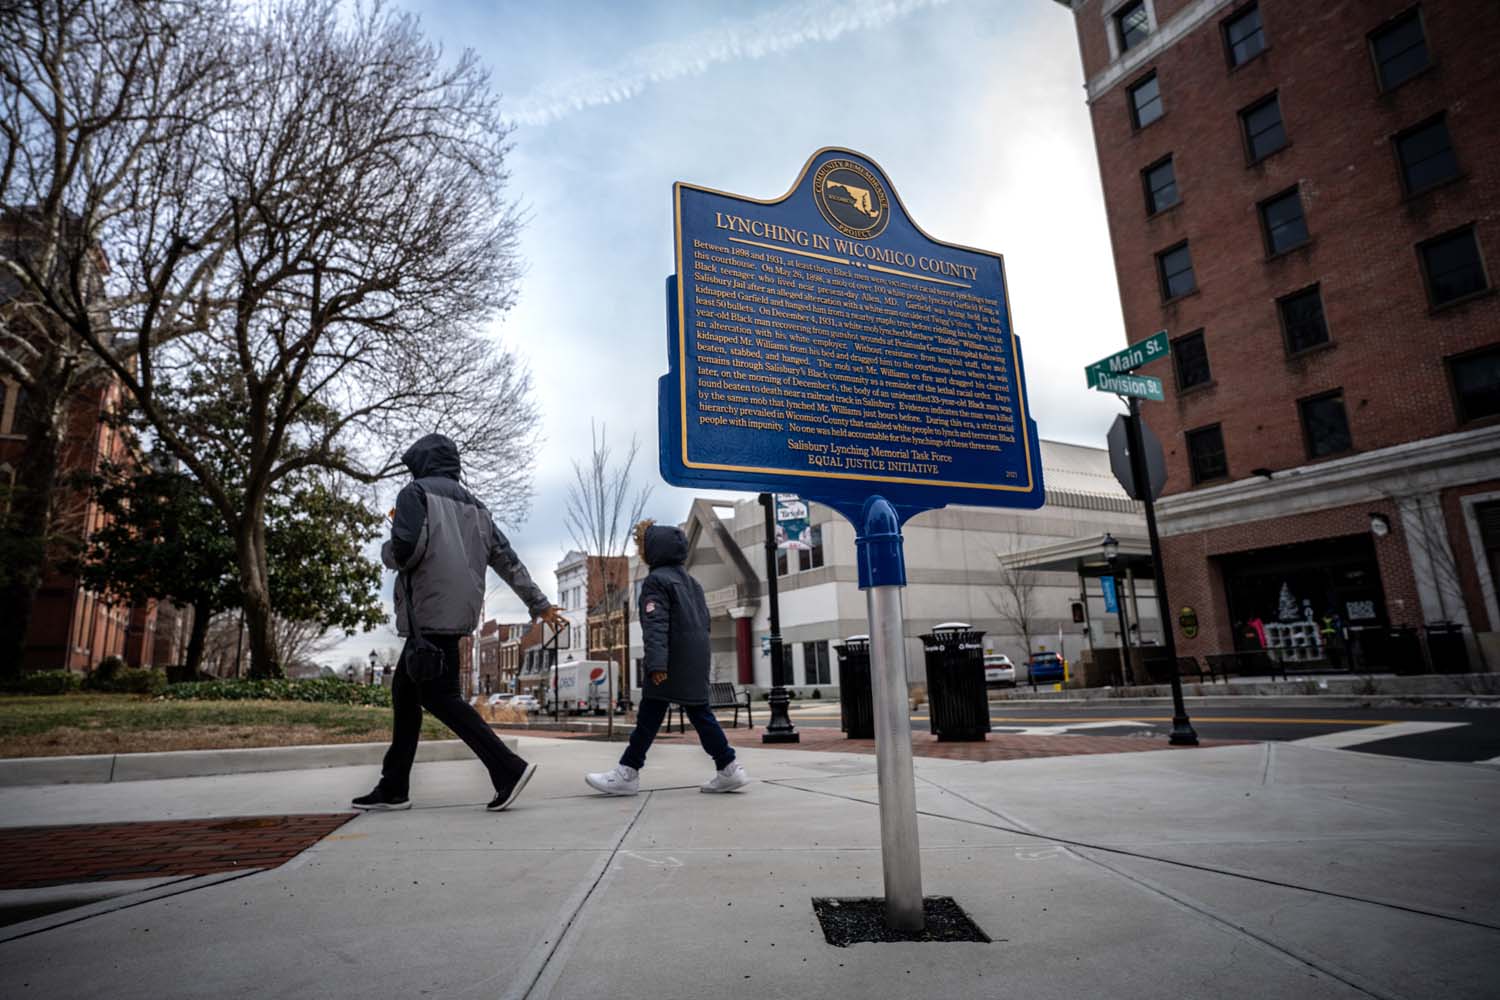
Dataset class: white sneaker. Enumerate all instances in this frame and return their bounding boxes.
[700,762,751,794]
[585,765,640,796]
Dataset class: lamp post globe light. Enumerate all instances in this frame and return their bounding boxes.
[1101,532,1119,563]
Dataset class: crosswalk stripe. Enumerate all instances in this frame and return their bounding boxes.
[1292,721,1467,748]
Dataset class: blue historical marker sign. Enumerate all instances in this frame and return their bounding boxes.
[659,148,1044,518]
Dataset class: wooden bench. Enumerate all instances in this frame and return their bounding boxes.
[670,682,754,732]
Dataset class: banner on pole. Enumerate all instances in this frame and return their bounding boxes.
[774,494,811,550]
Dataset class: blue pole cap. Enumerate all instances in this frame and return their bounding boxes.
[856,495,906,590]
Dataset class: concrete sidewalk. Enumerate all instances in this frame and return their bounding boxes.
[0,735,1496,999]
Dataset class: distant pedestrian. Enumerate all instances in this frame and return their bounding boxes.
[352,434,567,813]
[584,521,749,796]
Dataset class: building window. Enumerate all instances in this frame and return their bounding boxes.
[0,380,8,434]
[1449,345,1500,424]
[1116,1,1150,53]
[1370,8,1429,92]
[1300,391,1353,458]
[1223,4,1266,67]
[776,548,789,576]
[1278,285,1331,354]
[1172,330,1211,390]
[1142,156,1179,214]
[798,525,825,571]
[1395,115,1458,195]
[1187,424,1228,484]
[1128,73,1163,128]
[803,640,831,686]
[1419,226,1488,307]
[1240,94,1287,162]
[1156,242,1196,300]
[1259,187,1309,255]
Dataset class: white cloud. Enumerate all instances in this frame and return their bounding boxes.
[507,0,952,127]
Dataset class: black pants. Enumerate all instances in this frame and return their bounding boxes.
[380,634,528,796]
[619,697,736,772]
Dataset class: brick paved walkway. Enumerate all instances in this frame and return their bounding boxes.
[0,813,355,890]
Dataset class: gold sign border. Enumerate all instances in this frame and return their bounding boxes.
[672,146,1037,495]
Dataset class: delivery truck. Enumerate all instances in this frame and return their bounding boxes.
[543,660,612,715]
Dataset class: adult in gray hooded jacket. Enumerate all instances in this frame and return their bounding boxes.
[352,434,567,813]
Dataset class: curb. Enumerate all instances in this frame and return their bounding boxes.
[0,737,519,787]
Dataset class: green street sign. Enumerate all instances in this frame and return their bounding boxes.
[1086,330,1170,388]
[1092,370,1164,401]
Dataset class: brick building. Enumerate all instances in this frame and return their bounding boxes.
[1053,0,1500,667]
[475,619,502,694]
[0,372,188,671]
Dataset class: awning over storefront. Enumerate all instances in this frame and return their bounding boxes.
[997,534,1152,576]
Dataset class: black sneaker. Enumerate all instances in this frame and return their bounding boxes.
[487,763,538,812]
[352,786,411,811]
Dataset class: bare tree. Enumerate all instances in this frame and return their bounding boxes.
[565,421,653,574]
[0,0,234,674]
[1384,489,1467,624]
[563,421,652,728]
[3,1,539,676]
[991,534,1040,661]
[270,618,339,674]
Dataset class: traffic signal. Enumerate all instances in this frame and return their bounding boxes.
[1071,602,1085,623]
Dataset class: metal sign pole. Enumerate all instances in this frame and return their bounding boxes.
[1125,398,1198,745]
[858,497,924,931]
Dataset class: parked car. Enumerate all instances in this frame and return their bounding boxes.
[1027,651,1065,685]
[511,694,541,713]
[983,653,1015,688]
[486,693,514,707]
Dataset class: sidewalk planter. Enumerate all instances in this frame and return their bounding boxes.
[921,627,991,742]
[835,638,874,739]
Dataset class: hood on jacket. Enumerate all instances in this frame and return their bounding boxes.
[642,525,689,568]
[402,434,462,481]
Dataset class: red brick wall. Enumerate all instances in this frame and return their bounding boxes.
[1076,0,1500,496]
[1163,498,1419,656]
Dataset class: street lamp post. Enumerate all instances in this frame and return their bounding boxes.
[367,650,378,686]
[759,493,798,744]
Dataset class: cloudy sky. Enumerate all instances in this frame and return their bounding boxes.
[326,0,1131,666]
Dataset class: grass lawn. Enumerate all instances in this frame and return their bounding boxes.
[0,694,451,758]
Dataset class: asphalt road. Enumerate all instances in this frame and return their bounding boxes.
[782,700,1500,763]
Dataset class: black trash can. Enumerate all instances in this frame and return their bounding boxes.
[835,637,874,739]
[922,627,990,742]
[1424,622,1470,674]
[1385,625,1425,675]
[1347,625,1387,670]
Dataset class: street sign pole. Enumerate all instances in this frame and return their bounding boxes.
[1124,397,1198,746]
[858,497,923,931]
